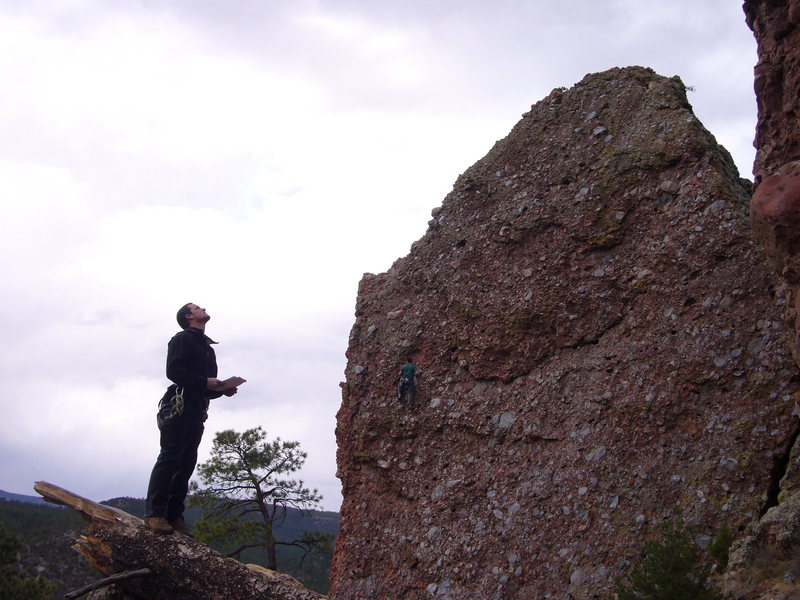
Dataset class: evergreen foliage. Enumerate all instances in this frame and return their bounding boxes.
[0,498,96,598]
[0,526,56,600]
[708,525,733,571]
[189,427,333,592]
[614,519,722,600]
[1,492,337,596]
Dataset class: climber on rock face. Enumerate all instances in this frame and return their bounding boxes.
[397,358,421,405]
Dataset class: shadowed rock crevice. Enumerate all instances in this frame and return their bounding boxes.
[760,420,800,517]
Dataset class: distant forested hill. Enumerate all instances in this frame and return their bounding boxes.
[0,489,48,504]
[0,490,339,595]
[0,496,96,598]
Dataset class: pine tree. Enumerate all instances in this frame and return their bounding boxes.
[189,427,330,571]
[0,527,56,600]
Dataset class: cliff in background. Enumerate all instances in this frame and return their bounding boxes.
[747,0,800,366]
[332,64,799,600]
[722,2,800,598]
[745,0,800,185]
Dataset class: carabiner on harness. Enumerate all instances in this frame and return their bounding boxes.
[169,387,185,418]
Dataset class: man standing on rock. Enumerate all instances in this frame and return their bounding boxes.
[145,303,244,535]
[397,358,421,405]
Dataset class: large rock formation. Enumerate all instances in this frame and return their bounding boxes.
[745,0,800,185]
[723,2,800,597]
[747,0,800,367]
[332,66,799,599]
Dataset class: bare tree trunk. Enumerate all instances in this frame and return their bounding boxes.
[266,522,278,570]
[34,481,326,600]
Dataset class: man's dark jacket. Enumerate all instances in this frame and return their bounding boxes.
[160,327,222,420]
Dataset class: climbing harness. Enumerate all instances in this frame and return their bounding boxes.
[158,386,185,420]
[169,387,185,417]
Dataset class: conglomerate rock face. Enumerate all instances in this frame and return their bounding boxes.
[744,0,800,184]
[332,67,799,600]
[746,0,800,368]
[722,2,800,597]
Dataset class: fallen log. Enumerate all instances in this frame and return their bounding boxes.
[34,481,326,600]
[64,568,152,600]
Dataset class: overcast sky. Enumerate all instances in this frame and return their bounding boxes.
[0,0,757,512]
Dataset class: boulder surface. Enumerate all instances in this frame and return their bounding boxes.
[332,66,799,600]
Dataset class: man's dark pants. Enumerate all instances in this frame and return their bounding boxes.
[145,413,204,520]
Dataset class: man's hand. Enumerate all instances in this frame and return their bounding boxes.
[223,388,238,397]
[207,378,225,391]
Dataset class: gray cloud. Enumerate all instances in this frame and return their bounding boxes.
[0,0,759,511]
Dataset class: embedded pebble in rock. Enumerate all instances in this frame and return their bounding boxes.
[330,66,798,600]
